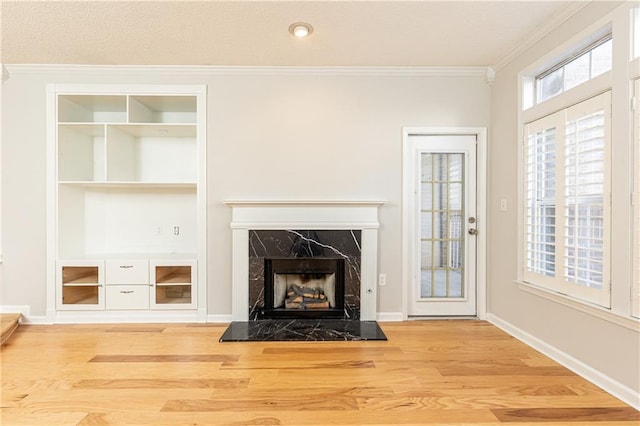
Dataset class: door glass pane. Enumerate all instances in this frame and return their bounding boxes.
[433,184,448,210]
[421,184,433,209]
[449,183,463,210]
[434,212,447,239]
[433,155,447,181]
[449,155,463,181]
[421,270,433,298]
[421,241,433,268]
[421,154,433,181]
[421,212,432,239]
[420,152,465,299]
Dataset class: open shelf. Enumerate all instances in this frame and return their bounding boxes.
[105,125,197,183]
[58,124,106,181]
[58,95,127,123]
[129,96,197,124]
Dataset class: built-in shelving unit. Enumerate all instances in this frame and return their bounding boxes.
[48,85,206,322]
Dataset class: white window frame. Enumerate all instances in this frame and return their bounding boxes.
[535,34,612,104]
[523,92,612,307]
[518,2,640,325]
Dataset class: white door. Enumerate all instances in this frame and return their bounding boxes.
[406,134,478,316]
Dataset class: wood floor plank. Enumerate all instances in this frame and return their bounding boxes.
[492,406,640,422]
[0,411,88,425]
[89,354,239,362]
[436,365,575,376]
[105,326,166,333]
[358,394,630,410]
[72,378,250,389]
[220,359,375,369]
[161,396,360,412]
[389,383,579,397]
[261,346,402,355]
[8,389,215,412]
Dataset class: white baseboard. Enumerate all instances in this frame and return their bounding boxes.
[0,306,50,324]
[207,314,397,323]
[2,307,398,324]
[20,316,50,324]
[377,312,404,322]
[53,310,202,324]
[207,314,232,323]
[487,313,640,411]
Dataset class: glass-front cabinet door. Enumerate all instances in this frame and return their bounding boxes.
[57,261,105,310]
[150,260,196,309]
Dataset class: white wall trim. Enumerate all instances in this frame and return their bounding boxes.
[207,314,232,324]
[492,2,590,72]
[487,313,640,411]
[53,311,200,324]
[376,312,404,322]
[4,64,489,78]
[518,281,640,332]
[0,306,50,324]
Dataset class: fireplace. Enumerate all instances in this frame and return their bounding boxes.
[263,258,345,319]
[248,230,360,320]
[223,200,383,321]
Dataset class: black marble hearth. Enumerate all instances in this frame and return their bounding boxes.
[219,320,387,342]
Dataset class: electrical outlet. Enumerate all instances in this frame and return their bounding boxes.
[173,226,180,236]
[378,273,387,286]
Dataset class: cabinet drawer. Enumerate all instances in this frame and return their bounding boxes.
[105,260,148,284]
[106,285,149,310]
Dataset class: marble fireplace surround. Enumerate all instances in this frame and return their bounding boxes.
[223,201,384,321]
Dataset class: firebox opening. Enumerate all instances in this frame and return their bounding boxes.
[274,273,336,309]
[263,258,345,319]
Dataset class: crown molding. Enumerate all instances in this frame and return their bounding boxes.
[3,64,489,78]
[492,2,591,72]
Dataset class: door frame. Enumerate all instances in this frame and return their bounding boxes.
[402,127,487,320]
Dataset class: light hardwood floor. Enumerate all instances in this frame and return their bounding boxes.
[1,320,638,425]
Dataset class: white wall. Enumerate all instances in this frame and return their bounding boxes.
[488,0,639,400]
[0,68,491,319]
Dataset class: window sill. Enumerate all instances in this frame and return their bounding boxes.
[516,281,640,332]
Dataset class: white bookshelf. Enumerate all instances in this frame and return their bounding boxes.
[48,85,206,321]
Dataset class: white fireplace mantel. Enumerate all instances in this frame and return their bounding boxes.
[223,200,385,321]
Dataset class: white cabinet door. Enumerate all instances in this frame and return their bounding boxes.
[149,260,196,309]
[57,260,105,310]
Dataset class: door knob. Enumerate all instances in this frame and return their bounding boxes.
[468,228,478,235]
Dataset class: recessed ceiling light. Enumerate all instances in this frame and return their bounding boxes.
[289,22,313,38]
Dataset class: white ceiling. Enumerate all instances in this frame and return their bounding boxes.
[0,1,589,69]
